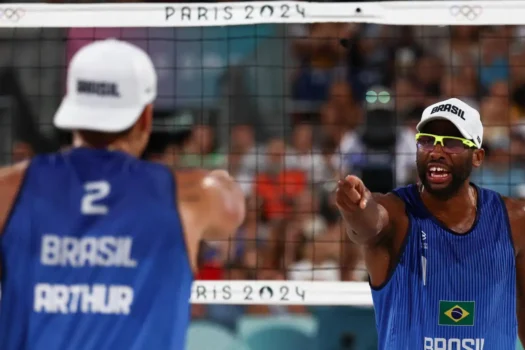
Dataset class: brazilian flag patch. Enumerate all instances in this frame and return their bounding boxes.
[439,301,475,326]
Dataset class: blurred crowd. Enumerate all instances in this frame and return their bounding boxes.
[2,7,525,338]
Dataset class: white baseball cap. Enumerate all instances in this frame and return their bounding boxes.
[417,98,483,148]
[54,39,157,132]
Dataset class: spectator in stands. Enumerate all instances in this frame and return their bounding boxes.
[392,26,424,78]
[320,103,345,156]
[294,190,327,240]
[286,190,335,281]
[290,122,331,184]
[228,195,269,266]
[143,112,193,167]
[436,26,480,76]
[286,190,363,282]
[479,27,510,91]
[441,74,478,110]
[327,81,362,129]
[395,105,420,186]
[414,55,443,98]
[227,123,262,194]
[321,81,363,176]
[509,48,525,115]
[472,135,525,197]
[394,77,424,114]
[255,138,306,220]
[481,96,511,145]
[290,23,351,101]
[342,24,396,98]
[333,86,416,191]
[182,123,225,169]
[511,130,525,163]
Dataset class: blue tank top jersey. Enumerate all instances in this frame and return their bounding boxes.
[371,184,517,350]
[0,148,193,350]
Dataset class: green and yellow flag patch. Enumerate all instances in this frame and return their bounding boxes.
[439,301,475,326]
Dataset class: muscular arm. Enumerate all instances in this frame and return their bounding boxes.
[0,161,28,233]
[0,161,28,278]
[340,193,398,245]
[200,170,246,239]
[336,175,405,246]
[175,169,245,270]
[503,197,525,345]
[336,176,408,286]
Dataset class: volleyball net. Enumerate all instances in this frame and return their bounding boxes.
[0,2,523,313]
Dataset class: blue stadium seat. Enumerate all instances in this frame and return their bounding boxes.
[186,321,251,350]
[244,325,315,350]
[238,315,317,340]
[518,341,524,350]
[309,306,377,350]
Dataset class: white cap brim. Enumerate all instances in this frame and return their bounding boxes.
[416,115,479,148]
[54,97,144,133]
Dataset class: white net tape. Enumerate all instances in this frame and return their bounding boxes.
[191,281,373,305]
[0,1,519,28]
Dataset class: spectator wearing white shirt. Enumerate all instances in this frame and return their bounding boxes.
[333,87,418,190]
[290,122,332,184]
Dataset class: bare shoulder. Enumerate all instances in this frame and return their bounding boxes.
[0,160,29,181]
[0,161,29,234]
[357,191,408,250]
[502,195,525,216]
[364,191,409,287]
[373,191,406,215]
[502,196,525,254]
[172,169,238,205]
[172,168,245,237]
[0,161,29,196]
[373,191,408,231]
[171,169,210,271]
[172,169,208,204]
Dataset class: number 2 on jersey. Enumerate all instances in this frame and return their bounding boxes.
[81,181,110,215]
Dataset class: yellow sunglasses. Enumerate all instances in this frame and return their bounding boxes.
[415,133,476,154]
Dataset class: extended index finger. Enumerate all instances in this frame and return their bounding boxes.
[345,175,362,188]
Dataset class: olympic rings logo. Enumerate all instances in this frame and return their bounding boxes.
[0,8,25,22]
[450,5,482,21]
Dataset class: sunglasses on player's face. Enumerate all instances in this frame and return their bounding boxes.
[415,133,476,154]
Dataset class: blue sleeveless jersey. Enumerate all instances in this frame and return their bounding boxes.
[0,148,193,350]
[372,184,517,350]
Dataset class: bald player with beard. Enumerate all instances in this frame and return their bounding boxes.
[336,98,525,350]
[0,39,245,350]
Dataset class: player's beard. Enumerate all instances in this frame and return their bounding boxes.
[416,157,472,199]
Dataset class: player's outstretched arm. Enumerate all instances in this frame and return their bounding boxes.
[335,175,401,246]
[0,161,28,235]
[175,169,245,243]
[200,169,246,239]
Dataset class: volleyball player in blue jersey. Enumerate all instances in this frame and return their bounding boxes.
[337,98,525,350]
[0,39,245,350]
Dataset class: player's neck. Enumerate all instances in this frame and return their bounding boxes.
[420,183,477,214]
[73,135,138,157]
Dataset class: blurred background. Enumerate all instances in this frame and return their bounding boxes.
[1,1,525,348]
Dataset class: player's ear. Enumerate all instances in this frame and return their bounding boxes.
[138,104,153,134]
[132,104,153,157]
[472,148,484,168]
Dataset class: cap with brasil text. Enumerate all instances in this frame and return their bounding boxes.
[417,98,483,149]
[53,39,157,133]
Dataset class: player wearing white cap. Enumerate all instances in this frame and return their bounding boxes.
[336,98,525,349]
[0,39,245,350]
